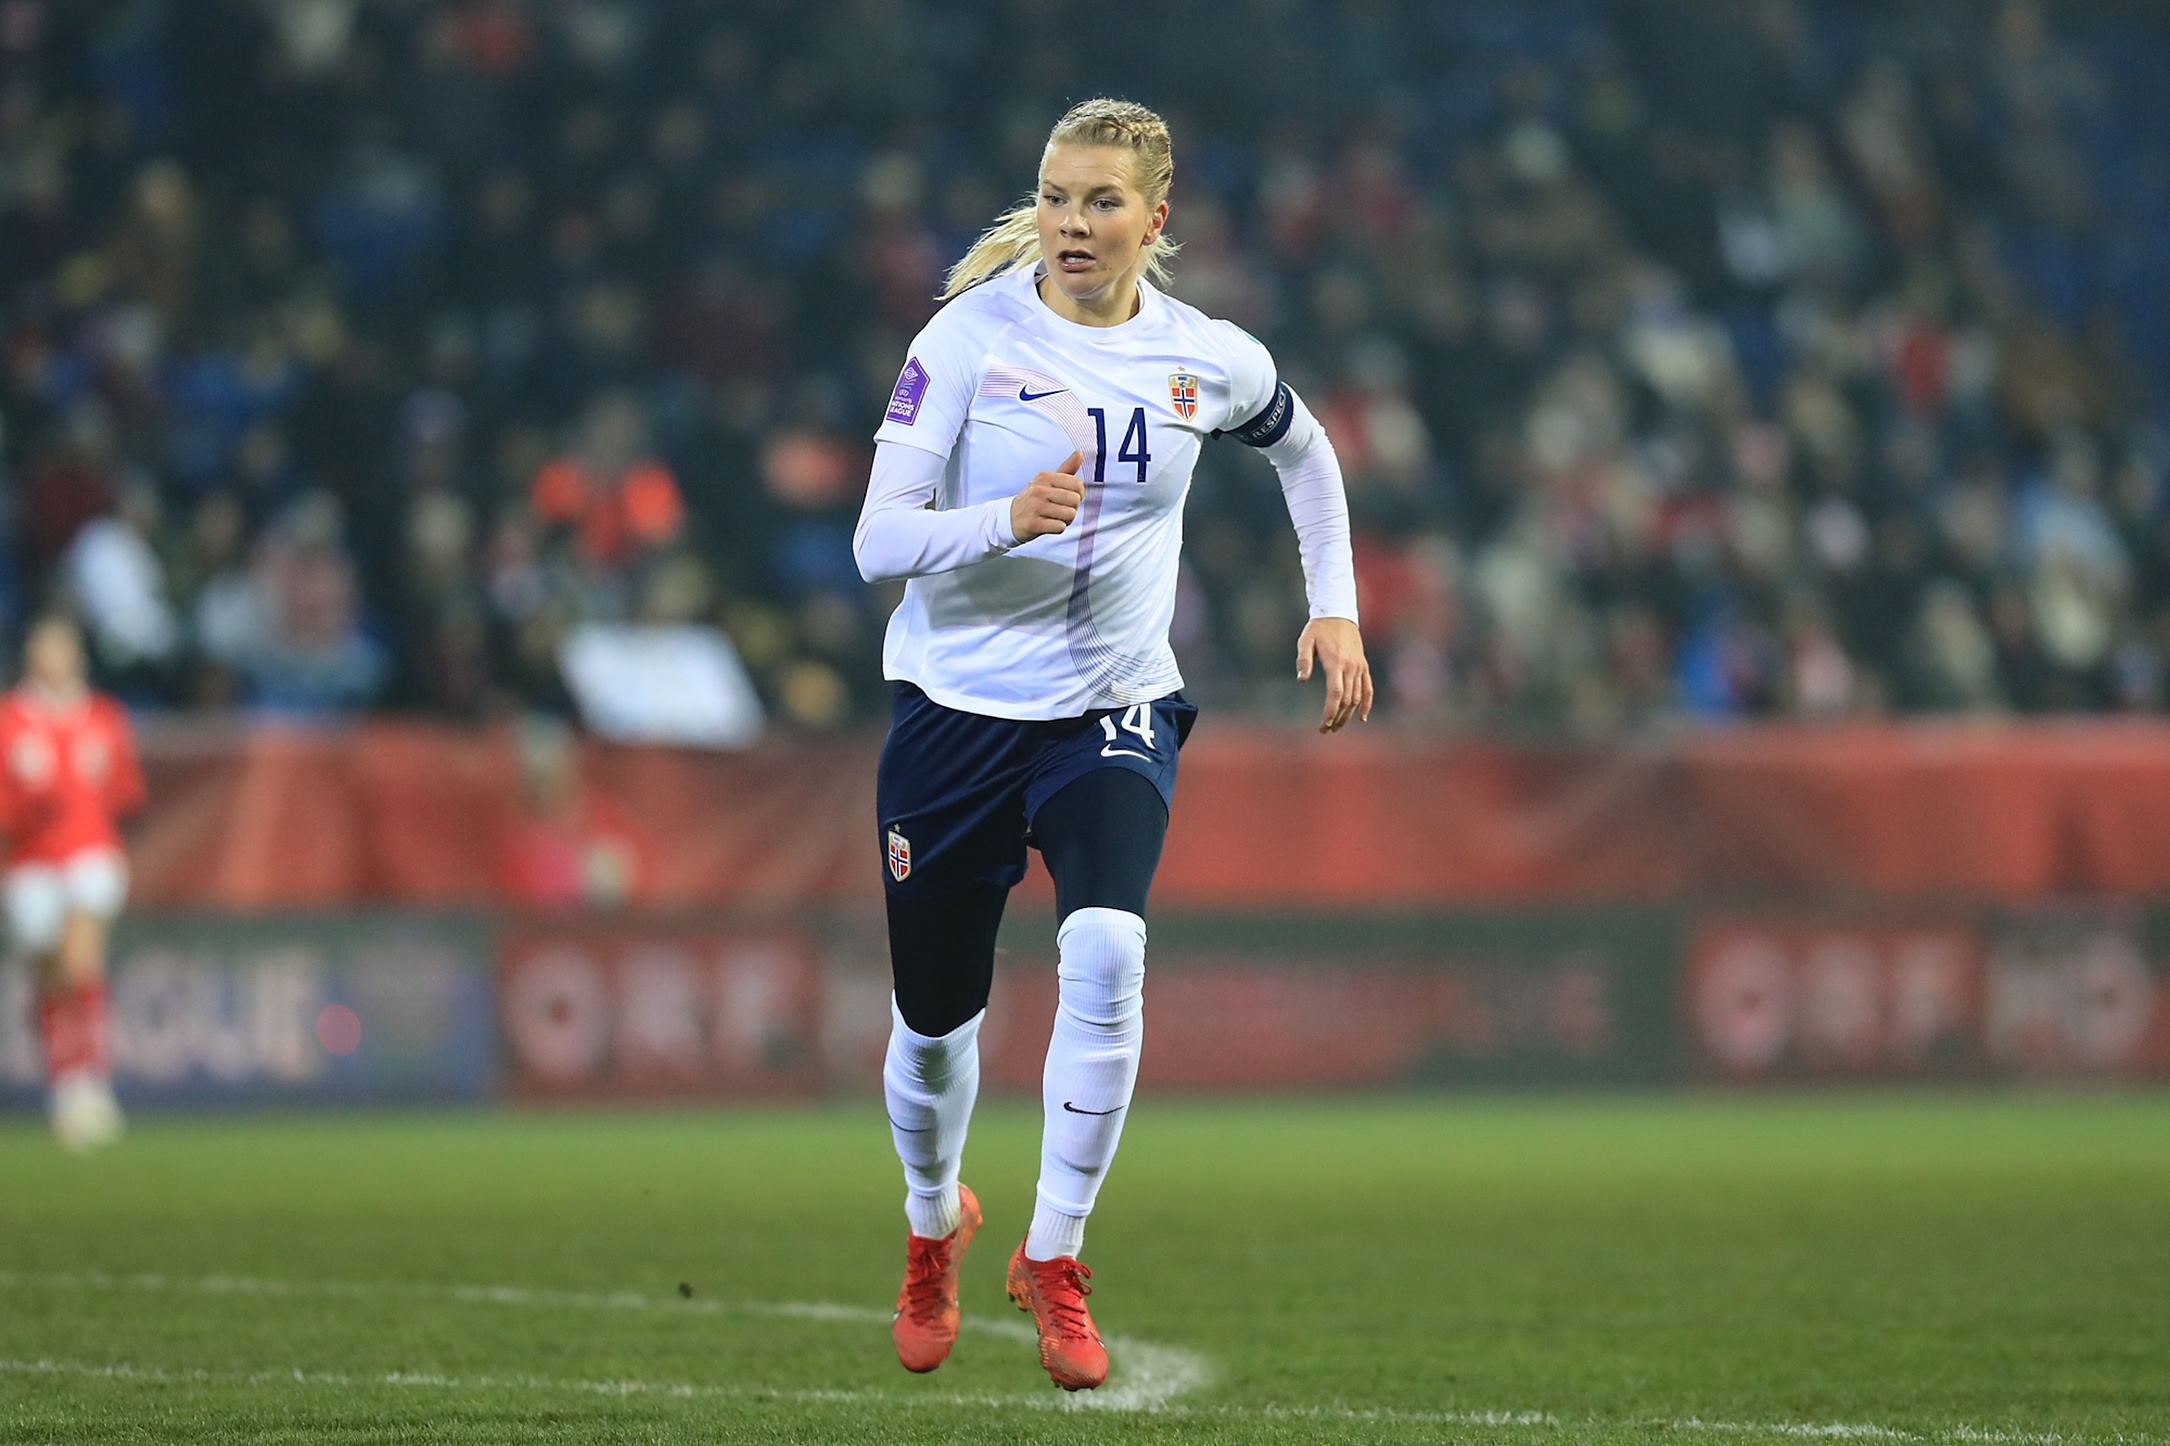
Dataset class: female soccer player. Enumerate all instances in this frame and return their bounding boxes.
[1,614,144,1150]
[853,99,1370,1390]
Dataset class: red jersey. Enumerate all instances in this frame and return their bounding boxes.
[0,686,145,868]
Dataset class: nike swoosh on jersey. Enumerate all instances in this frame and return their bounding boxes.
[1099,745,1153,761]
[1061,1101,1124,1116]
[1018,386,1067,401]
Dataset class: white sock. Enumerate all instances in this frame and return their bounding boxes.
[1027,1199,1087,1261]
[883,1000,982,1240]
[1027,907,1145,1261]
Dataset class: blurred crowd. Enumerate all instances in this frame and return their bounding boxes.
[2,0,2166,731]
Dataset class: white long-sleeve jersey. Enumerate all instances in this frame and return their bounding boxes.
[853,266,1357,720]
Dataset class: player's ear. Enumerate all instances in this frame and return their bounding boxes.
[1142,199,1168,246]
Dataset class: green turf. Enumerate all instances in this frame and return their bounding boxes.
[0,1094,2164,1444]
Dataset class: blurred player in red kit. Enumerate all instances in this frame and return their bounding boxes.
[1,615,144,1150]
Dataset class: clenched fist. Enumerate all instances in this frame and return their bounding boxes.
[1010,451,1086,543]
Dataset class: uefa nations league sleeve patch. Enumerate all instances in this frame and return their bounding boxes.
[886,357,930,425]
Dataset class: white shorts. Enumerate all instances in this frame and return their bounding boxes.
[5,849,129,955]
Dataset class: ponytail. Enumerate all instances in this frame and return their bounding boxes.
[938,98,1179,301]
[940,198,1044,299]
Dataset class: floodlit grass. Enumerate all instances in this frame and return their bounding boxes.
[1,1093,2165,1443]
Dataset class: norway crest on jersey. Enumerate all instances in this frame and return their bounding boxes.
[1167,371,1200,421]
[886,828,912,882]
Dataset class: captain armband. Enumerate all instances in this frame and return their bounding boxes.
[1215,380,1296,448]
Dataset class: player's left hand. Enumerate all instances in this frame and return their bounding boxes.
[1295,617,1373,734]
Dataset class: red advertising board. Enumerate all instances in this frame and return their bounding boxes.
[492,909,1677,1100]
[975,910,1677,1091]
[1688,911,2170,1080]
[498,921,823,1098]
[487,906,2170,1101]
[981,955,1628,1091]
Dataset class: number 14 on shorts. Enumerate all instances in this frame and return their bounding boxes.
[1097,704,1158,761]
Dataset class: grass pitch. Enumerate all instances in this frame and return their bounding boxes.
[0,1094,2164,1444]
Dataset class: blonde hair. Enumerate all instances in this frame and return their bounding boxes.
[939,98,1177,300]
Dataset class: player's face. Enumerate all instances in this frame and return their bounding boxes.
[24,622,84,693]
[1036,145,1168,309]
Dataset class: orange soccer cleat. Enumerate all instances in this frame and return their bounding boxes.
[892,1184,982,1373]
[1005,1241,1108,1391]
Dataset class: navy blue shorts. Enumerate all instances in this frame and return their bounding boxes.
[877,684,1197,896]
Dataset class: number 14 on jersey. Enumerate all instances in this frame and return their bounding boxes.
[1086,407,1150,485]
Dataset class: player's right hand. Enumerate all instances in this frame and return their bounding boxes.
[1010,451,1085,543]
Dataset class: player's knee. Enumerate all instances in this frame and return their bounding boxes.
[1055,907,1146,1027]
[890,990,987,1047]
[57,914,106,984]
[885,998,980,1063]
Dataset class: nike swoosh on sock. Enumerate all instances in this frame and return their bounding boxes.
[1060,1101,1124,1116]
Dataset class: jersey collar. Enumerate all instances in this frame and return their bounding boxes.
[18,681,89,716]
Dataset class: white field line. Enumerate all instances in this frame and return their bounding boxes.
[0,1355,1033,1411]
[0,1269,1209,1414]
[0,1272,2127,1442]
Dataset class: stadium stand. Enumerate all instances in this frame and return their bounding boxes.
[2,0,2166,731]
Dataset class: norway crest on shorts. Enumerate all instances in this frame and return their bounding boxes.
[886,828,912,881]
[1167,371,1200,421]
